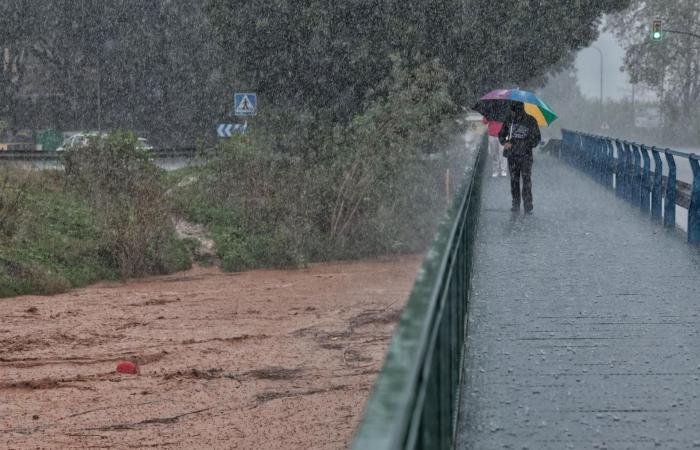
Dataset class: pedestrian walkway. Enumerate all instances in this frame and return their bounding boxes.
[456,153,700,450]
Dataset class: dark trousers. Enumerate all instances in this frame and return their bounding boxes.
[508,156,533,210]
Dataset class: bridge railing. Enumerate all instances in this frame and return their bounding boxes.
[561,129,700,244]
[351,136,487,450]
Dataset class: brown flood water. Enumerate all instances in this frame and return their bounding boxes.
[0,256,420,449]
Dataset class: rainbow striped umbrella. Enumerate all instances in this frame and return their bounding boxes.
[473,89,558,127]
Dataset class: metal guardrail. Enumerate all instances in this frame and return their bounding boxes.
[0,148,199,161]
[352,136,487,450]
[561,129,700,244]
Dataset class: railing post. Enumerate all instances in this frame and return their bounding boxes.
[605,138,615,189]
[600,137,608,187]
[591,135,599,180]
[628,142,637,204]
[594,136,603,184]
[621,141,632,202]
[630,143,642,206]
[560,129,568,161]
[576,133,584,170]
[583,134,592,177]
[651,147,663,221]
[582,134,590,175]
[614,140,624,197]
[664,150,677,228]
[688,155,700,244]
[640,145,651,212]
[586,134,596,180]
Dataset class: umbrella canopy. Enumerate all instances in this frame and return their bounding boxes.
[473,89,558,127]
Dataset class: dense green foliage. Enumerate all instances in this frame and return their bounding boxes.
[0,169,108,297]
[0,1,222,146]
[1,1,635,296]
[1,1,631,144]
[171,60,467,269]
[608,1,700,142]
[0,134,190,298]
[190,0,631,273]
[63,131,190,278]
[206,0,631,125]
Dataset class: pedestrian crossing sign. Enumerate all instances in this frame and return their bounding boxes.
[234,93,257,117]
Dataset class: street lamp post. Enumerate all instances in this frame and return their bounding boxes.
[590,45,604,117]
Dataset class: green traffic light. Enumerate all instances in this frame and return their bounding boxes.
[652,19,663,41]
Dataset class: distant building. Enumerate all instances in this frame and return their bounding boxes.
[635,105,662,129]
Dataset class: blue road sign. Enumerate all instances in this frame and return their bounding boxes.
[217,122,248,138]
[234,93,257,117]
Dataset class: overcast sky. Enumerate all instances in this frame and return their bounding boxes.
[575,30,631,101]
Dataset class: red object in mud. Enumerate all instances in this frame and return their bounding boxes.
[116,361,138,374]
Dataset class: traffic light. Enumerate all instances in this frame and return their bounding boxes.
[652,19,663,41]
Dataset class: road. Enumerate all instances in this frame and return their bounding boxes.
[1,156,195,172]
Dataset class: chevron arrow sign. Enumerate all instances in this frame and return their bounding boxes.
[217,122,248,138]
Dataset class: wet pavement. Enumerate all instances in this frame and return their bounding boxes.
[455,153,700,450]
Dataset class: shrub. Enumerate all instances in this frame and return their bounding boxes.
[313,58,466,257]
[170,59,468,269]
[0,168,32,238]
[62,131,190,279]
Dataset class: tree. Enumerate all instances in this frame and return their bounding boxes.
[206,0,631,129]
[1,1,225,146]
[608,0,700,139]
[0,0,40,129]
[455,0,632,99]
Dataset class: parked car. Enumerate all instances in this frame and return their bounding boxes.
[136,137,154,151]
[56,132,104,152]
[57,133,154,152]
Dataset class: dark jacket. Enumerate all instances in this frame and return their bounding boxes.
[498,112,541,159]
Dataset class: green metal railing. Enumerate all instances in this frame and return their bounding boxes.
[352,135,487,450]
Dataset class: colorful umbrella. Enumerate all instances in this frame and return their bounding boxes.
[473,89,558,127]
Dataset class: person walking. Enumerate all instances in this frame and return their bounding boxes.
[498,102,541,213]
[482,118,507,177]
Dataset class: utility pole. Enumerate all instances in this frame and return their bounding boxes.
[590,46,604,119]
[97,70,101,133]
[631,82,636,126]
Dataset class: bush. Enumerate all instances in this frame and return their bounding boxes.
[311,58,466,258]
[62,131,190,279]
[172,139,309,272]
[0,168,116,297]
[0,168,28,238]
[171,59,468,269]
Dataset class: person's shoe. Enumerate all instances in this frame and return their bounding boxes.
[511,205,520,212]
[501,169,508,177]
[492,171,498,178]
[524,205,534,214]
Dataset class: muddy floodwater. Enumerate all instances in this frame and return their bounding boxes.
[0,256,420,449]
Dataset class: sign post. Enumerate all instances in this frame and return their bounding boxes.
[234,93,257,117]
[217,92,257,138]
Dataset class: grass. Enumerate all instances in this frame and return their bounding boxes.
[0,168,191,298]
